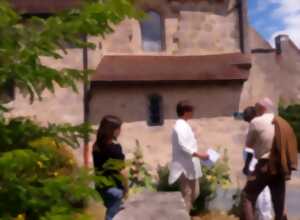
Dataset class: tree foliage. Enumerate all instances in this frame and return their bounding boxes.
[0,0,139,102]
[0,0,138,219]
[279,104,300,152]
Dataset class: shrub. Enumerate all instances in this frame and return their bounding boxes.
[228,188,242,218]
[156,165,179,192]
[157,149,231,214]
[279,104,300,152]
[0,137,102,220]
[127,140,156,195]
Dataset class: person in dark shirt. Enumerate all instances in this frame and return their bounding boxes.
[93,115,126,220]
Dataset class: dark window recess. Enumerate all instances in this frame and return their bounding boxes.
[148,95,163,126]
[0,80,15,103]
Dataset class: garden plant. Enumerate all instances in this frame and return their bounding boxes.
[0,0,137,219]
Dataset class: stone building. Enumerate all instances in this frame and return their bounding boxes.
[5,0,300,181]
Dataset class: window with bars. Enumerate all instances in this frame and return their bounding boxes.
[148,94,163,126]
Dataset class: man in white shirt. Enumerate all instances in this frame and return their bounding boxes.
[242,106,273,220]
[169,101,209,212]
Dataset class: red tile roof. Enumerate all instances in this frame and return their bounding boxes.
[92,53,251,83]
[11,0,81,14]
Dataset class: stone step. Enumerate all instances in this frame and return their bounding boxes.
[114,191,190,220]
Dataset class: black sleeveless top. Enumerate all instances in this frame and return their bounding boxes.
[93,142,125,190]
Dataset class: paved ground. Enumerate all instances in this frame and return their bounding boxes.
[114,192,190,220]
[286,160,300,220]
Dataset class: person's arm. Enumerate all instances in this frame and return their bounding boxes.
[244,123,256,175]
[243,151,253,176]
[193,152,209,160]
[246,122,257,149]
[176,126,209,160]
[120,168,129,199]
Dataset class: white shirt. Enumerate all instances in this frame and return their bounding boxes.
[169,119,202,184]
[246,113,275,159]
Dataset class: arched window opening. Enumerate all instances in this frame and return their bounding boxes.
[140,11,164,52]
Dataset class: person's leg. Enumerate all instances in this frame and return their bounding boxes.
[241,161,269,220]
[179,175,193,211]
[268,176,286,220]
[102,187,124,220]
[191,178,200,204]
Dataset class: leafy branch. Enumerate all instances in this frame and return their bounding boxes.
[0,0,140,102]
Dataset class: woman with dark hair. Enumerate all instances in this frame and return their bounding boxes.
[93,115,126,220]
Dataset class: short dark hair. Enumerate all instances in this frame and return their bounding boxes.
[243,106,256,122]
[176,100,194,117]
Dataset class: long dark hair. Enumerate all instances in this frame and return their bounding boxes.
[93,115,122,151]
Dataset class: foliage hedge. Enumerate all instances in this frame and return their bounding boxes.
[279,104,300,152]
[0,137,99,220]
[0,0,138,219]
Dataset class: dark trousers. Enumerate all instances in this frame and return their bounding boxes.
[98,187,124,220]
[241,159,286,220]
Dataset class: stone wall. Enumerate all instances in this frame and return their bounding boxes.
[88,83,246,181]
[89,83,242,123]
[240,29,300,110]
[174,1,240,55]
[100,0,240,55]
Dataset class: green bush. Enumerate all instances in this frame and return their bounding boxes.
[0,138,100,220]
[156,165,180,192]
[157,149,231,214]
[0,1,139,219]
[279,104,300,152]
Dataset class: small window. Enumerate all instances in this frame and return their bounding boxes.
[0,80,15,103]
[140,11,164,52]
[148,94,163,126]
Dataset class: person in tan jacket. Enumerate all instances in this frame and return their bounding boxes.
[241,98,298,220]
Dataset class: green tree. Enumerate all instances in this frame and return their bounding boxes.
[279,104,300,152]
[0,0,138,219]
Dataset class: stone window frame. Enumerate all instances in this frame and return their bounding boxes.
[140,10,166,52]
[147,94,164,126]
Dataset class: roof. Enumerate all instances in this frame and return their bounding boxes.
[11,0,81,14]
[92,53,251,83]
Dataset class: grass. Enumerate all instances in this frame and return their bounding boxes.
[192,212,239,220]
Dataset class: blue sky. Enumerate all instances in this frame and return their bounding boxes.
[248,0,300,47]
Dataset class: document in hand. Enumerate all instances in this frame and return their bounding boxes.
[201,148,220,167]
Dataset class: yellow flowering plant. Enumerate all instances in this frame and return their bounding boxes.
[193,148,231,213]
[157,148,231,214]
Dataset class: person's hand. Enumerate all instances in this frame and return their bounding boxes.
[194,152,209,160]
[243,166,250,176]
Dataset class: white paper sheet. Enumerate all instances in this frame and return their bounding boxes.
[201,148,220,167]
